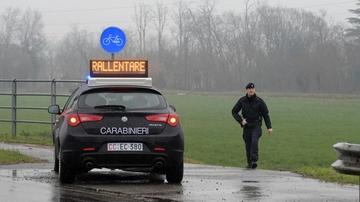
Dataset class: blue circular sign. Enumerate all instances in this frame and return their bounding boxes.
[100,27,126,54]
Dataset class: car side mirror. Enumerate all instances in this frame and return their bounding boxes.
[48,104,61,115]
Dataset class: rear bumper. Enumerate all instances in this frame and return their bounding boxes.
[63,150,183,172]
[59,129,184,172]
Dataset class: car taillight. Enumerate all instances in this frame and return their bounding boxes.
[67,114,103,127]
[146,114,179,127]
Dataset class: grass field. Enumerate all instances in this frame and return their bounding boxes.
[0,91,359,184]
[165,91,360,184]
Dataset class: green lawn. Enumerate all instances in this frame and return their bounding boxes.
[0,91,359,184]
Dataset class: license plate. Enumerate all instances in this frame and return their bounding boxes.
[107,143,143,151]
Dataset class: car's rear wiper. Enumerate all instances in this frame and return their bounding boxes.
[94,105,126,110]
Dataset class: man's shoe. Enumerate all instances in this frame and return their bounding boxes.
[251,162,257,169]
[245,164,252,169]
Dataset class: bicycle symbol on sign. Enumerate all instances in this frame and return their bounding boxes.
[102,34,123,46]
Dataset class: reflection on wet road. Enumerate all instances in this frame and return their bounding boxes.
[0,172,136,202]
[241,181,262,200]
[0,164,358,202]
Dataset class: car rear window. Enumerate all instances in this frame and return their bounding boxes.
[78,89,167,109]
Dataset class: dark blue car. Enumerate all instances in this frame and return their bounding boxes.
[48,62,184,184]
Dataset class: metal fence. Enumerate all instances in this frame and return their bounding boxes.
[0,79,85,136]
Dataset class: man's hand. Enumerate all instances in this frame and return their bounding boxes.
[268,128,273,135]
[241,119,247,126]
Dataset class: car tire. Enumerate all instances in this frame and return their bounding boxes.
[59,149,75,184]
[166,160,183,184]
[53,148,59,173]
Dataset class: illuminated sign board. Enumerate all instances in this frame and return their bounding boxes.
[90,60,148,77]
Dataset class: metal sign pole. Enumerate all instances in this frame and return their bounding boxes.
[111,53,114,60]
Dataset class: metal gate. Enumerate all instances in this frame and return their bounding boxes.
[0,79,84,136]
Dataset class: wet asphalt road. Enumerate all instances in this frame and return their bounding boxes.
[0,142,359,202]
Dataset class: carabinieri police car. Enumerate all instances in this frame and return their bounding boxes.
[48,60,184,184]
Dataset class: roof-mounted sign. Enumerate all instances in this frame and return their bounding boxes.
[90,60,148,77]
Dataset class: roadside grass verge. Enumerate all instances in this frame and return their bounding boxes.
[0,133,53,146]
[0,134,52,165]
[294,166,358,184]
[0,148,46,165]
[0,91,359,184]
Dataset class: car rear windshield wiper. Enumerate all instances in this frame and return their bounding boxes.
[94,105,126,110]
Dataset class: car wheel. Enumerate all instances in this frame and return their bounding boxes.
[166,160,183,184]
[53,148,59,173]
[59,149,75,184]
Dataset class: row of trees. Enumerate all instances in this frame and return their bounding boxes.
[1,0,360,94]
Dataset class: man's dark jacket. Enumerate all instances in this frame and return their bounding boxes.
[231,93,272,129]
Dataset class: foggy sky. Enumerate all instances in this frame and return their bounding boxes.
[0,0,356,39]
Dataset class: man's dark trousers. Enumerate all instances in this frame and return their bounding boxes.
[243,124,262,165]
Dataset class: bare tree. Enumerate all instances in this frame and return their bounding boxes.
[222,11,245,90]
[190,0,223,90]
[0,7,21,56]
[132,3,153,54]
[17,8,46,79]
[56,25,95,79]
[0,7,21,79]
[43,38,59,79]
[152,1,168,58]
[170,0,192,89]
[116,28,137,58]
[242,0,261,83]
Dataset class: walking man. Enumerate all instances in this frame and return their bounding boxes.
[231,83,273,169]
